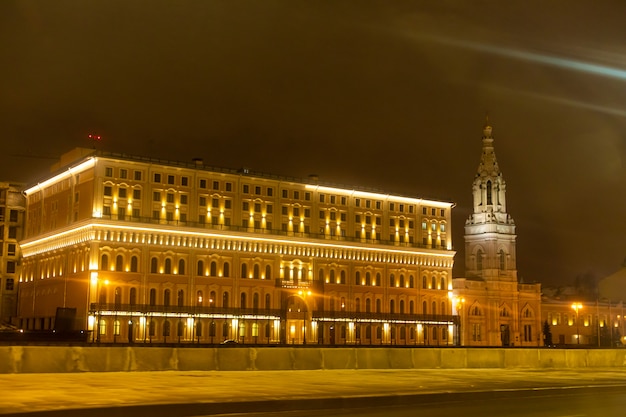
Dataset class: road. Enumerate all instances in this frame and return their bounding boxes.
[2,368,626,416]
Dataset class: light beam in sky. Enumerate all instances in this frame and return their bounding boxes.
[422,36,626,82]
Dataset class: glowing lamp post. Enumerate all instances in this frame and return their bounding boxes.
[572,303,583,345]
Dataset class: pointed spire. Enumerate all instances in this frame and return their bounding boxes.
[477,120,499,178]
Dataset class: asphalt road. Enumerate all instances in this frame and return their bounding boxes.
[3,368,626,417]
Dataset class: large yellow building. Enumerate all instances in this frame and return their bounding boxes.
[453,124,542,347]
[0,182,25,323]
[16,148,456,345]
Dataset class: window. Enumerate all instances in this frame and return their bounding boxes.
[153,191,161,202]
[167,175,175,185]
[180,195,188,205]
[7,244,16,256]
[6,261,16,274]
[199,196,207,206]
[267,187,273,196]
[181,176,189,186]
[105,167,113,177]
[212,181,219,190]
[116,255,124,271]
[255,186,261,195]
[166,193,174,203]
[134,170,142,181]
[133,189,141,200]
[177,290,184,307]
[243,184,249,194]
[197,260,205,276]
[5,278,14,291]
[150,258,158,273]
[226,183,232,192]
[154,173,161,183]
[178,259,185,275]
[149,288,157,306]
[118,188,127,198]
[199,179,207,188]
[120,169,128,179]
[9,210,18,222]
[293,191,300,199]
[104,186,112,196]
[164,258,172,274]
[130,256,138,272]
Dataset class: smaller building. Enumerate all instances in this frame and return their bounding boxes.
[0,182,25,324]
[541,291,625,347]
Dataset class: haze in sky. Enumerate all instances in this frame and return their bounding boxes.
[2,1,626,287]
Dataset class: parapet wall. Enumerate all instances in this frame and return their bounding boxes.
[1,346,626,373]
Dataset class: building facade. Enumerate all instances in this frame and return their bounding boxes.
[0,182,25,324]
[16,149,457,345]
[453,124,542,347]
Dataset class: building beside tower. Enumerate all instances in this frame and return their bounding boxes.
[452,123,542,347]
[15,148,456,345]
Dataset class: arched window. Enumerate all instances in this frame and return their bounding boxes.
[375,273,381,286]
[409,275,415,288]
[486,180,493,205]
[114,287,122,309]
[223,291,229,308]
[432,302,437,315]
[164,289,171,306]
[116,255,124,271]
[101,254,109,271]
[99,287,107,304]
[400,300,405,314]
[253,293,259,310]
[177,289,184,307]
[130,256,138,272]
[163,321,171,337]
[477,250,483,271]
[164,258,172,274]
[431,276,436,289]
[223,262,230,277]
[149,288,157,306]
[365,298,372,313]
[178,259,185,275]
[253,264,260,279]
[197,260,205,276]
[319,269,324,282]
[355,298,361,313]
[340,270,346,284]
[409,300,415,314]
[240,292,247,309]
[241,263,248,279]
[376,298,381,313]
[423,301,428,314]
[210,261,217,277]
[265,294,271,310]
[499,250,506,270]
[150,257,158,273]
[400,274,405,288]
[210,291,216,307]
[265,265,272,280]
[390,274,396,287]
[390,299,395,314]
[355,271,361,285]
[340,297,346,311]
[365,272,371,286]
[330,270,336,284]
[149,320,156,337]
[422,276,427,289]
[440,277,446,290]
[441,301,446,314]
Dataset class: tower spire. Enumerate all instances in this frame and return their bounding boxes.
[465,121,517,282]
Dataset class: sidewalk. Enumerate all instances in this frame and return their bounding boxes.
[2,368,626,416]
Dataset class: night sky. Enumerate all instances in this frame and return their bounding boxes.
[2,1,626,287]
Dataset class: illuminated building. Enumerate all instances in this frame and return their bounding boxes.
[453,123,542,346]
[16,148,456,344]
[0,182,25,324]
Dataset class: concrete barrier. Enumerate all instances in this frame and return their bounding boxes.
[1,346,626,373]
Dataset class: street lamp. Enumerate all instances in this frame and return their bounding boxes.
[572,303,583,345]
[454,297,465,346]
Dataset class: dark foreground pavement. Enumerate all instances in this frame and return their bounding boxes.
[2,368,626,416]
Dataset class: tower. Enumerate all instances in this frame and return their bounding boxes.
[465,122,517,282]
